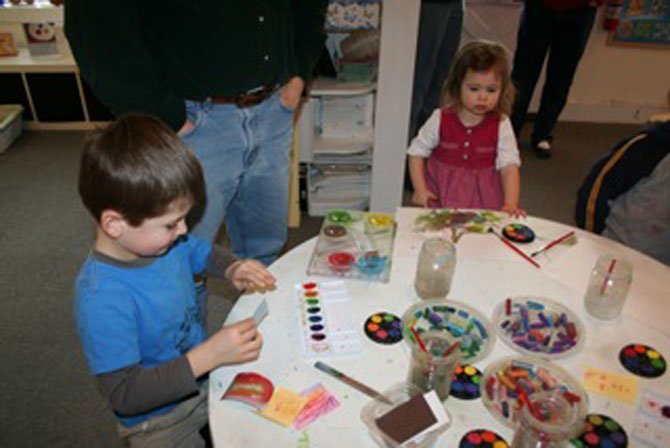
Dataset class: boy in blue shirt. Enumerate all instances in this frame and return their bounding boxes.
[75,114,276,447]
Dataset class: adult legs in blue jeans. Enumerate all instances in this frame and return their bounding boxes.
[511,1,596,146]
[182,93,294,266]
[409,0,464,140]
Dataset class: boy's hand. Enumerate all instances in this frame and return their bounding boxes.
[225,260,276,292]
[412,188,437,208]
[187,318,263,377]
[501,204,526,219]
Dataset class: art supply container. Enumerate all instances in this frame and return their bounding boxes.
[511,391,579,448]
[360,382,451,448]
[407,330,462,401]
[414,238,456,299]
[583,255,632,320]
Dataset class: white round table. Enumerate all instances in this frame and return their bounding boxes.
[209,211,670,447]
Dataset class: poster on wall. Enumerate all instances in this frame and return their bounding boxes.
[607,0,670,48]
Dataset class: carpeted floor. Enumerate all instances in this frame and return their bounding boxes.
[0,120,639,447]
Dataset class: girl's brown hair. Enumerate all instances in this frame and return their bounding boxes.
[78,113,205,226]
[442,40,516,117]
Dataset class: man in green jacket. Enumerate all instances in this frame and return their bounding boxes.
[65,1,327,266]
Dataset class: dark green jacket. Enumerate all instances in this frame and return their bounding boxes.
[65,1,327,130]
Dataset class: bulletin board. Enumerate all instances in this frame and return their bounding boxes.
[607,0,670,49]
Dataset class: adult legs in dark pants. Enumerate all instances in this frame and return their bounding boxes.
[409,0,464,140]
[511,0,596,158]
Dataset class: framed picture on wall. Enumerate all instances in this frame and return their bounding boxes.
[607,0,670,49]
[0,32,19,57]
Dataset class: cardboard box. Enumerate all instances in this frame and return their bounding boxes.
[0,105,24,153]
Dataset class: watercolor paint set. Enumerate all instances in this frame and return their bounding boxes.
[296,281,362,357]
[306,210,396,283]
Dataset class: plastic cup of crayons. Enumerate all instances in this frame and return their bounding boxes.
[511,391,579,447]
[407,330,462,402]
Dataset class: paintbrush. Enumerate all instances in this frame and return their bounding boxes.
[314,361,393,405]
[530,231,576,258]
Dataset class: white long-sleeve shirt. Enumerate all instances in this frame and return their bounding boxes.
[407,109,521,171]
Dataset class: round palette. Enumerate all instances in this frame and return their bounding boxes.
[458,429,508,448]
[502,223,535,243]
[450,364,482,400]
[355,251,387,275]
[402,299,495,363]
[322,224,347,238]
[365,213,394,231]
[327,251,355,274]
[364,312,403,345]
[570,414,628,447]
[327,210,352,224]
[481,355,588,430]
[493,296,585,359]
[619,343,666,378]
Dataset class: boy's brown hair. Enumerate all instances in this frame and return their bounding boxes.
[442,40,516,117]
[78,113,205,226]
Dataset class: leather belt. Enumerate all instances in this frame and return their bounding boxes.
[206,84,279,108]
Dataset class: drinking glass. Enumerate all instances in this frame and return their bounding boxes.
[511,391,579,448]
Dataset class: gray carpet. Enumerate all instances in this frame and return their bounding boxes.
[0,120,639,447]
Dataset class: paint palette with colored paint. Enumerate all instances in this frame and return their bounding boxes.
[493,296,585,359]
[481,355,588,430]
[458,429,508,448]
[502,223,535,243]
[450,364,482,400]
[402,299,496,363]
[571,414,628,447]
[619,343,666,378]
[307,210,396,283]
[296,281,362,357]
[364,312,403,345]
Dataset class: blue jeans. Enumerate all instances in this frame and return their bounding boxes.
[181,92,294,265]
[409,0,464,140]
[511,0,596,144]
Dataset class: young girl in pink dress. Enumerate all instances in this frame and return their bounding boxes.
[408,40,523,216]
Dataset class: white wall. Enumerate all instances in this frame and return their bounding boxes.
[464,1,670,124]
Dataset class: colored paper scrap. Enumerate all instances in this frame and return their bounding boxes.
[631,388,670,447]
[293,383,340,430]
[583,367,638,403]
[221,372,274,409]
[258,387,309,427]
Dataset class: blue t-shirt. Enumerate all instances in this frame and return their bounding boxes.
[75,235,212,427]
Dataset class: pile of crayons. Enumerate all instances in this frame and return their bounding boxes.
[483,358,586,427]
[404,302,492,362]
[498,298,580,356]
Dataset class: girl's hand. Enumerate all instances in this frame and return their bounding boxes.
[501,204,526,219]
[225,260,276,292]
[412,188,438,208]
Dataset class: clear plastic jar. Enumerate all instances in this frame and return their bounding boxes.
[583,255,632,320]
[511,392,579,448]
